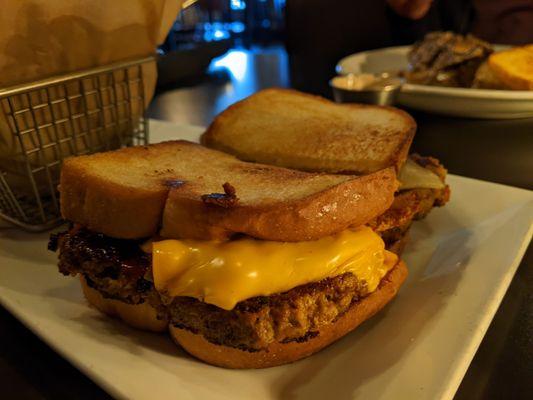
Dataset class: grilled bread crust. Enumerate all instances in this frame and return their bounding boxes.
[60,140,398,241]
[202,88,416,175]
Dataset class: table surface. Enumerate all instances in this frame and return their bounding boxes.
[2,46,532,400]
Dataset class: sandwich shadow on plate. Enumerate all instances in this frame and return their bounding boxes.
[0,228,58,265]
[42,281,183,360]
[72,309,181,359]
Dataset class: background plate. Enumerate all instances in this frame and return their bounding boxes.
[0,120,532,400]
[336,46,533,119]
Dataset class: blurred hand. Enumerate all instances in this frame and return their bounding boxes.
[387,0,433,20]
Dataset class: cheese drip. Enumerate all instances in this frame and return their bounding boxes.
[151,226,397,310]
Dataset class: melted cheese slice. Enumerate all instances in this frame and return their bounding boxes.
[399,158,445,190]
[151,227,398,310]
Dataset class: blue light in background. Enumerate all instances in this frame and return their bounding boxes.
[213,30,225,39]
[273,0,285,12]
[203,22,231,42]
[230,21,245,33]
[210,50,248,82]
[230,0,246,10]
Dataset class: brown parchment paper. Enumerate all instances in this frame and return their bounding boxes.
[0,0,183,195]
[0,0,182,92]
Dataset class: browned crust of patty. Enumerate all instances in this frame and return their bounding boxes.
[170,260,408,369]
[386,228,411,255]
[166,271,368,351]
[369,186,450,234]
[369,154,450,235]
[54,227,153,305]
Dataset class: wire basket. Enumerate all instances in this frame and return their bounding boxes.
[0,57,152,231]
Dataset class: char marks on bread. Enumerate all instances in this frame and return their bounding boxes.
[202,88,416,174]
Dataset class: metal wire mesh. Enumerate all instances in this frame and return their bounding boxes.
[0,57,151,231]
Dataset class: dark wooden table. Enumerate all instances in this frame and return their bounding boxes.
[1,46,532,399]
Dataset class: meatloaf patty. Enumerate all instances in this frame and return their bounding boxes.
[50,227,158,306]
[50,227,373,351]
[371,154,450,251]
[165,271,368,351]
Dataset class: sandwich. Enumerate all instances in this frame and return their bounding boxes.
[49,139,408,368]
[202,88,450,254]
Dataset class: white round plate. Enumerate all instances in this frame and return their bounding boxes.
[336,45,533,119]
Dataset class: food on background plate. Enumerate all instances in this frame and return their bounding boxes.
[404,31,532,91]
[471,61,508,90]
[405,31,493,88]
[488,45,533,90]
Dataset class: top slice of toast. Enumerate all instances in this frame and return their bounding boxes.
[202,89,416,175]
[60,140,397,241]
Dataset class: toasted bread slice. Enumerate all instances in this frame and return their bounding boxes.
[202,88,416,174]
[60,140,398,241]
[488,45,533,90]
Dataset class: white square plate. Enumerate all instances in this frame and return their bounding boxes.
[1,120,532,400]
